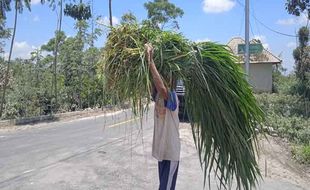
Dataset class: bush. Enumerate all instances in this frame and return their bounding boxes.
[301,145,310,163]
[297,127,310,145]
[265,114,309,143]
[256,93,310,118]
[292,145,310,164]
[257,93,309,144]
[272,71,298,95]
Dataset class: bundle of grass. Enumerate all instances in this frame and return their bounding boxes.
[185,42,264,189]
[103,23,191,114]
[101,23,264,190]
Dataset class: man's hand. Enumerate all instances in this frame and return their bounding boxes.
[145,43,154,64]
[144,43,168,100]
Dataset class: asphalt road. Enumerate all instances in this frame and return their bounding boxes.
[0,109,306,190]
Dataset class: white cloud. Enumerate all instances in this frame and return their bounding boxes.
[97,16,119,26]
[4,41,35,59]
[287,42,296,49]
[253,35,269,49]
[33,15,40,22]
[276,15,308,26]
[195,38,211,43]
[202,0,235,13]
[31,0,41,5]
[276,18,295,25]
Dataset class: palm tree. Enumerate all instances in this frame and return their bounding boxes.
[0,0,32,118]
[0,0,11,20]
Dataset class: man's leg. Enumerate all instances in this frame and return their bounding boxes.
[158,160,179,190]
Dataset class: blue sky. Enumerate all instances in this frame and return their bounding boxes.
[3,0,307,73]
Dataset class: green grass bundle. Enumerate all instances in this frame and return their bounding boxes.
[103,24,191,114]
[101,23,265,190]
[185,42,264,189]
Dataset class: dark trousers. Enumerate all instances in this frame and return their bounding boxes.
[158,160,179,190]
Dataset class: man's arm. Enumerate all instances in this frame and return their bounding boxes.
[145,43,168,100]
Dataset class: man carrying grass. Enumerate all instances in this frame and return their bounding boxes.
[145,43,181,190]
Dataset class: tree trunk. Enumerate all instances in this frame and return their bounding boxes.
[109,0,112,27]
[0,1,18,118]
[52,0,63,113]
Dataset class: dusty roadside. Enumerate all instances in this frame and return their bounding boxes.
[258,135,310,189]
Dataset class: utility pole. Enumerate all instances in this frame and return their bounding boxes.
[245,0,250,81]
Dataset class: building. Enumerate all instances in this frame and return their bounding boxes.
[227,37,282,92]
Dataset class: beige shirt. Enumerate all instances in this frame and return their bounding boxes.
[152,94,180,161]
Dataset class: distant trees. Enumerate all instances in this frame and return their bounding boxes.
[144,0,184,29]
[0,0,38,117]
[0,0,186,119]
[0,0,105,119]
[285,1,310,99]
[286,0,310,18]
[292,27,310,99]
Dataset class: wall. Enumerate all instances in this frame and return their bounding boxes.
[242,63,273,92]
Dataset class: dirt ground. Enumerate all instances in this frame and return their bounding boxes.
[257,135,310,189]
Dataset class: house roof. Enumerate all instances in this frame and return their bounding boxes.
[227,37,282,64]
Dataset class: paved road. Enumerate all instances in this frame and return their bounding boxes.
[0,109,306,190]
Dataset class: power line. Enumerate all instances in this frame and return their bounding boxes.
[238,7,244,37]
[249,20,255,38]
[252,15,298,38]
[235,0,298,38]
[250,0,262,38]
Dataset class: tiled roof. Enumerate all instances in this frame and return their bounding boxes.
[227,37,282,64]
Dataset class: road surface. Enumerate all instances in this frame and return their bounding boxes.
[0,109,307,190]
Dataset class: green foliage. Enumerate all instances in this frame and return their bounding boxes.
[0,0,37,19]
[264,114,309,143]
[272,65,298,94]
[286,0,310,18]
[292,26,310,100]
[102,22,264,190]
[298,27,309,48]
[186,42,264,190]
[41,31,66,52]
[0,61,4,86]
[1,16,104,119]
[121,12,137,24]
[64,3,92,21]
[256,93,309,118]
[144,0,184,29]
[292,145,310,164]
[256,93,310,164]
[0,0,11,19]
[291,73,310,99]
[301,145,310,163]
[3,58,52,118]
[0,19,11,53]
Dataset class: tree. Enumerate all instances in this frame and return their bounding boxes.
[64,1,91,20]
[0,19,11,54]
[64,0,91,109]
[121,12,137,24]
[144,0,184,29]
[0,0,33,117]
[41,31,66,111]
[292,26,310,99]
[0,0,14,20]
[285,1,310,99]
[52,0,63,112]
[286,0,310,19]
[0,58,10,93]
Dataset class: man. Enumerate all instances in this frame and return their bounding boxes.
[145,43,181,190]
